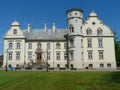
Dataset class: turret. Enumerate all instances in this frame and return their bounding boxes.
[66,9,83,34]
[66,8,84,68]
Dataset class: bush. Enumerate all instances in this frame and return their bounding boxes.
[0,62,2,67]
[86,67,89,69]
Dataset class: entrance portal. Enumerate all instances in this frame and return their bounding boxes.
[37,53,42,62]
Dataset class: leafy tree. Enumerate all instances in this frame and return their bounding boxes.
[115,39,120,67]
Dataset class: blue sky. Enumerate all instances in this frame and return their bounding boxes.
[0,0,120,55]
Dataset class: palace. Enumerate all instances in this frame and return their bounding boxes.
[3,8,116,69]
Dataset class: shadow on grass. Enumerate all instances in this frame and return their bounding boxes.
[110,72,120,83]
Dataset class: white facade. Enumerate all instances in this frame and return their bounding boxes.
[3,8,116,69]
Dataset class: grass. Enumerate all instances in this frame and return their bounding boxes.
[0,71,120,90]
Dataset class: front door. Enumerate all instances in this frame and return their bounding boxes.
[37,53,42,62]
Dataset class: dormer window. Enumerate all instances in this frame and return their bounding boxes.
[13,29,17,35]
[97,28,102,35]
[38,43,41,49]
[56,42,60,49]
[86,28,92,35]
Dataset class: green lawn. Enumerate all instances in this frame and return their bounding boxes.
[0,71,120,90]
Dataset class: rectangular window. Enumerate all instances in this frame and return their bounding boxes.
[70,39,74,47]
[9,43,12,49]
[16,43,20,49]
[56,52,60,60]
[81,52,84,60]
[16,53,20,60]
[98,39,103,47]
[64,43,67,49]
[28,43,32,49]
[57,64,60,68]
[70,52,74,60]
[64,52,67,60]
[8,53,12,60]
[99,51,104,60]
[87,39,92,48]
[88,51,93,60]
[28,52,32,60]
[47,52,50,60]
[81,39,83,48]
[47,43,50,49]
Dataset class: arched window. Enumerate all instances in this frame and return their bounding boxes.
[38,43,41,48]
[100,63,104,68]
[69,25,74,33]
[56,42,60,49]
[89,64,93,68]
[97,28,102,35]
[9,43,12,49]
[107,63,111,68]
[86,28,92,35]
[16,43,20,49]
[47,43,50,49]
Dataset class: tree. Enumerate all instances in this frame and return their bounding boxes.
[115,39,120,67]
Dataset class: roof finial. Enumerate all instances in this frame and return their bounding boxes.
[44,23,47,32]
[52,23,56,32]
[27,24,32,33]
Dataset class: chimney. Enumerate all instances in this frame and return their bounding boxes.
[44,23,47,32]
[27,24,32,33]
[52,23,56,32]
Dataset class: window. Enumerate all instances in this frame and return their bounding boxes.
[57,64,60,68]
[47,52,50,60]
[28,52,32,60]
[98,39,103,47]
[107,63,111,68]
[9,43,12,49]
[64,43,67,49]
[71,27,74,32]
[13,29,17,35]
[99,51,104,60]
[97,28,102,35]
[89,64,93,68]
[88,51,93,60]
[47,43,50,49]
[100,64,104,68]
[28,43,32,49]
[8,53,12,60]
[16,53,20,60]
[71,64,74,68]
[69,25,74,33]
[65,64,67,68]
[56,43,60,49]
[88,39,92,48]
[81,52,84,60]
[86,28,92,35]
[16,43,20,49]
[81,39,83,48]
[38,43,41,48]
[70,52,74,60]
[64,52,67,60]
[70,39,74,47]
[56,52,60,60]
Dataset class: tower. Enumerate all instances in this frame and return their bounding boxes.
[66,9,84,68]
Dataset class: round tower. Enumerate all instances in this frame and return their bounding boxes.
[66,9,84,68]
